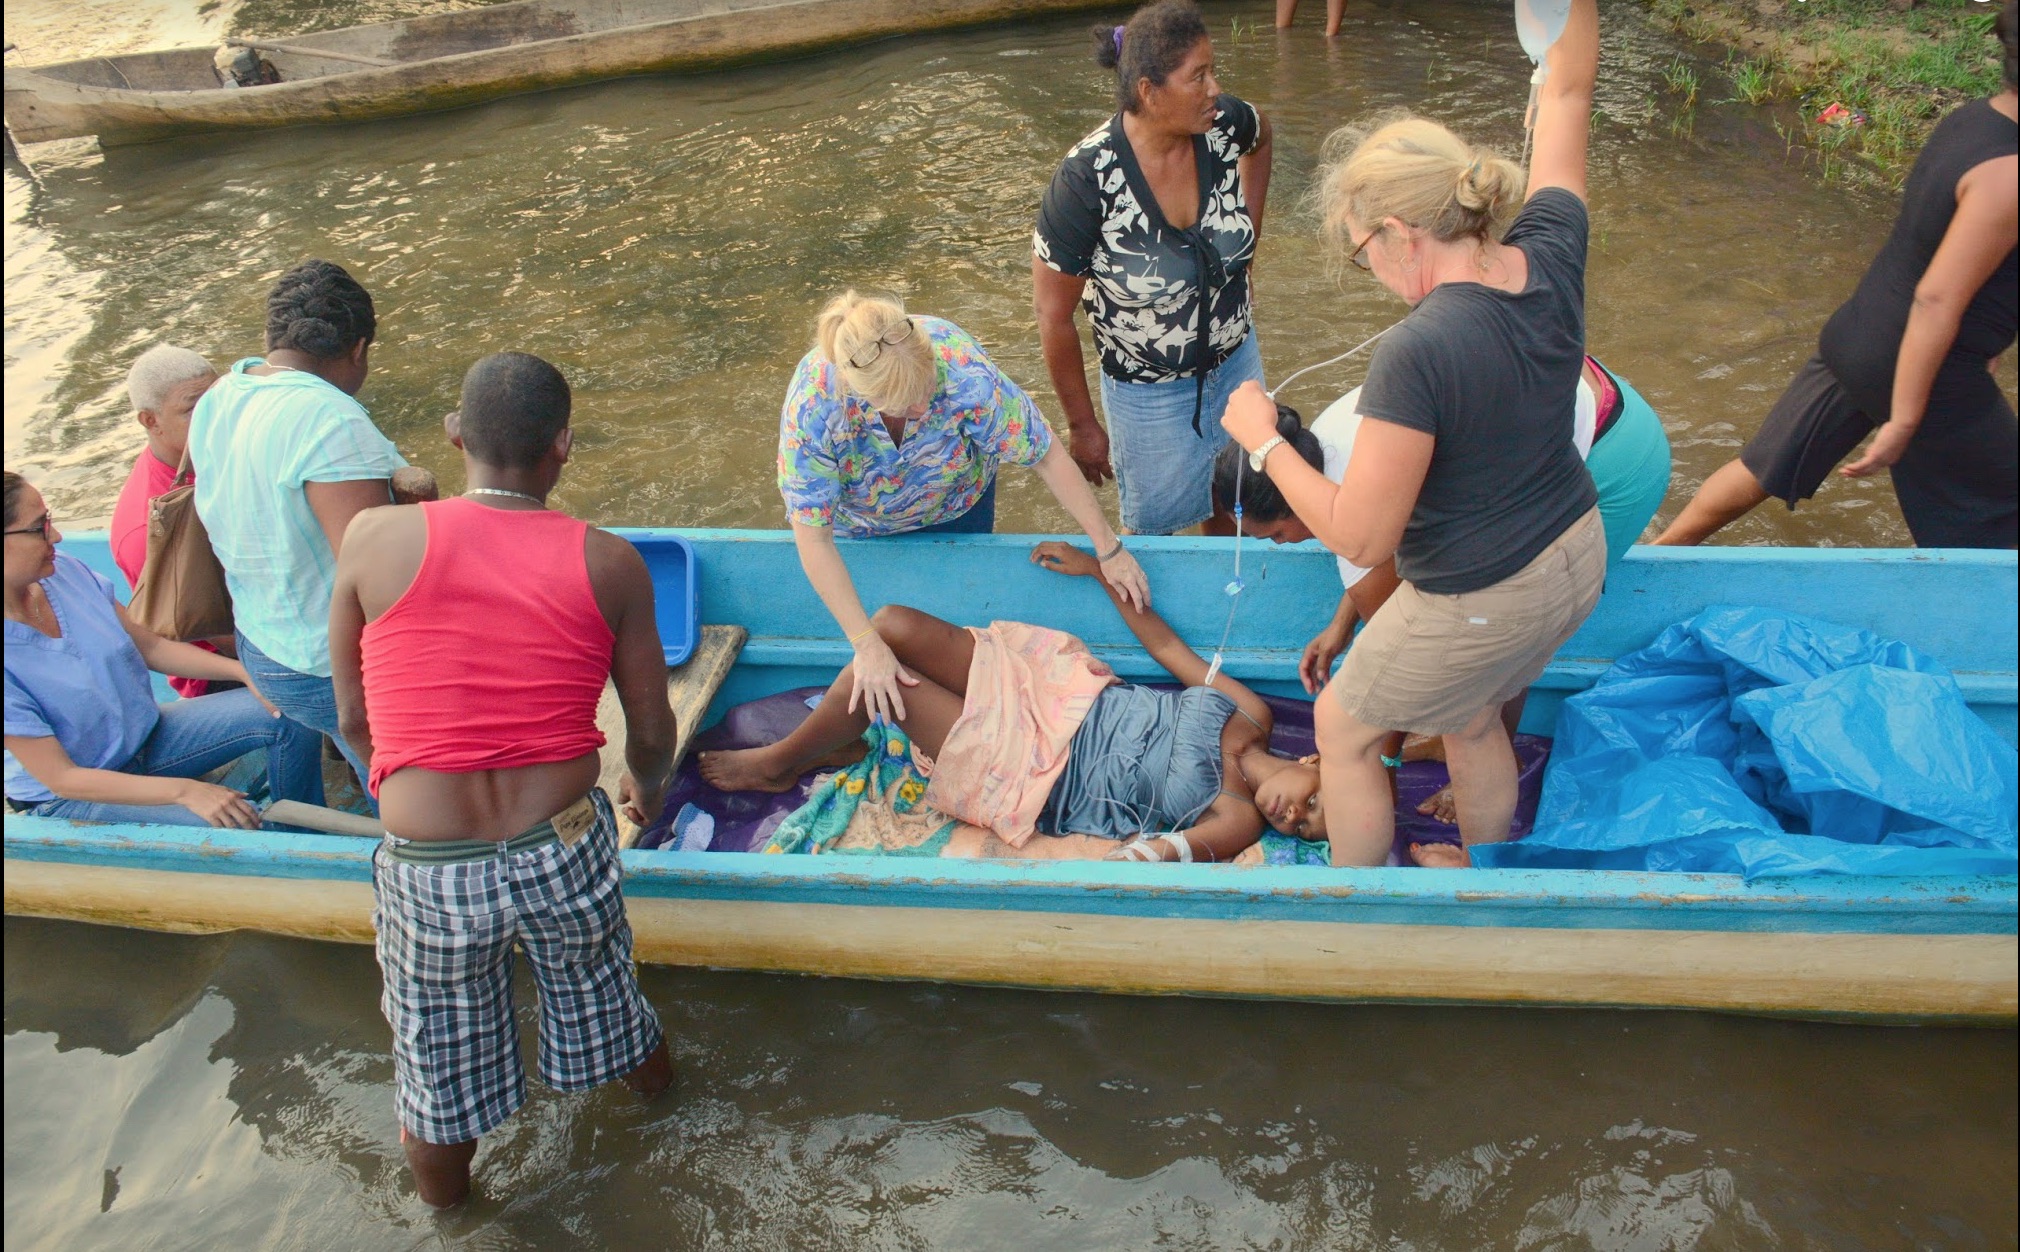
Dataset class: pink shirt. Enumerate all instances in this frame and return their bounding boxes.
[109,448,214,699]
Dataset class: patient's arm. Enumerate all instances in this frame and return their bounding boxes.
[1107,795,1266,863]
[1031,541,1274,735]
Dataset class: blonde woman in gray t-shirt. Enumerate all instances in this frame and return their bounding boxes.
[1219,0,1607,869]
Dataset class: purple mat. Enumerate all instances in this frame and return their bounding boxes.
[639,687,1551,861]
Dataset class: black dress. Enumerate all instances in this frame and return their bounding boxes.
[1740,98,2017,548]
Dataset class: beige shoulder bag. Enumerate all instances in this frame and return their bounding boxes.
[129,448,234,641]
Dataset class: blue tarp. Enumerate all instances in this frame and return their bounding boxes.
[1471,606,2019,879]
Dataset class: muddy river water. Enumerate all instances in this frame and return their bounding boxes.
[3,0,2016,1246]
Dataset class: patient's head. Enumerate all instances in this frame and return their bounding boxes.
[1253,755,1325,840]
[1211,403,1323,543]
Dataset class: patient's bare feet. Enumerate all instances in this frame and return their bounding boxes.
[1407,840,1470,868]
[1416,784,1459,825]
[1400,733,1445,763]
[698,747,803,794]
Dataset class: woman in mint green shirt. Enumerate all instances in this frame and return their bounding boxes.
[191,260,407,789]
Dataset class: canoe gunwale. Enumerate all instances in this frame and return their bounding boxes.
[7,844,2015,1021]
[6,816,2015,936]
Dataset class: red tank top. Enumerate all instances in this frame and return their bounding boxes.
[360,498,614,795]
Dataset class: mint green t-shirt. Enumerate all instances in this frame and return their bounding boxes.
[190,359,406,677]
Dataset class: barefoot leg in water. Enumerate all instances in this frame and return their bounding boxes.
[1652,457,1770,546]
[624,1038,676,1098]
[1419,692,1525,825]
[699,607,975,792]
[403,1129,478,1208]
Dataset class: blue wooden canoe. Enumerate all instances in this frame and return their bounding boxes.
[5,531,2015,1022]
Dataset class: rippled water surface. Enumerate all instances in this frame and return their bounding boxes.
[7,917,2016,1250]
[5,0,2017,1246]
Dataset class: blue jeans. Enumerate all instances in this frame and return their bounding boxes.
[29,688,323,826]
[237,630,375,814]
[1100,330,1264,534]
[903,475,997,535]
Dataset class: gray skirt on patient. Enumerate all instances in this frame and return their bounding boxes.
[1037,685,1235,839]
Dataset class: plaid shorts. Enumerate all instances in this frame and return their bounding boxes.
[371,789,663,1145]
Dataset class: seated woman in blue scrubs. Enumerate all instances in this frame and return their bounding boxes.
[3,472,322,827]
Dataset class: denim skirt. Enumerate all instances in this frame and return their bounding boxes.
[1099,330,1264,534]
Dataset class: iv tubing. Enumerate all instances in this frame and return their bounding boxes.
[1266,321,1399,400]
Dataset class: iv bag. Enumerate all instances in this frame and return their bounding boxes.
[1514,0,1571,65]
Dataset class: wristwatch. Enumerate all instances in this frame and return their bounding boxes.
[1248,435,1286,472]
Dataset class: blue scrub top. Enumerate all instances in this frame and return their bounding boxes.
[3,553,161,803]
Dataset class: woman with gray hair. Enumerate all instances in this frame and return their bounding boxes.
[109,344,221,697]
[779,290,1149,725]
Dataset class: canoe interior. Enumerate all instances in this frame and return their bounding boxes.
[22,0,938,91]
[606,531,2020,747]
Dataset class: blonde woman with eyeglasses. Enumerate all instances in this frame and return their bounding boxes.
[1220,0,1606,870]
[778,291,1149,725]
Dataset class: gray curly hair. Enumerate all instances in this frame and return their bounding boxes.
[126,345,215,414]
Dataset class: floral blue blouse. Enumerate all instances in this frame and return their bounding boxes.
[777,317,1055,537]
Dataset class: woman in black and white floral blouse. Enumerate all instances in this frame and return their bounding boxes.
[1033,0,1273,536]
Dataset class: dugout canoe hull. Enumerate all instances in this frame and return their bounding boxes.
[6,531,2017,1022]
[3,0,1113,147]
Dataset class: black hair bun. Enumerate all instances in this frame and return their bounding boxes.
[1091,23,1122,69]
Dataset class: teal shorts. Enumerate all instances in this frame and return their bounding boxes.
[1586,373,1672,566]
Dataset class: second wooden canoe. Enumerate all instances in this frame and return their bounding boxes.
[4,0,1114,147]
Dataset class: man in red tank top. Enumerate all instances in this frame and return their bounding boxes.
[329,352,676,1208]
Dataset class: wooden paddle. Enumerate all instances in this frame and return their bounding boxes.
[263,799,385,837]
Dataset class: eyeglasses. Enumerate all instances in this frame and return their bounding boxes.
[847,318,916,370]
[1347,227,1381,272]
[3,513,52,541]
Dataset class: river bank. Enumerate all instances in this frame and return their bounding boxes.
[1642,0,2006,183]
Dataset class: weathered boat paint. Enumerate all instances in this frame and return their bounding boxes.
[6,531,2016,1020]
[4,0,1117,147]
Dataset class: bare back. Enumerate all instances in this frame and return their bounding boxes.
[332,501,668,841]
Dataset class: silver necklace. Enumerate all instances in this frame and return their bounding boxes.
[465,487,545,506]
[9,585,48,627]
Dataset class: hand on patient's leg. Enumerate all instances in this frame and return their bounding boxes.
[701,609,969,793]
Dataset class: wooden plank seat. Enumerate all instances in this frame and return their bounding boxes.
[598,623,749,847]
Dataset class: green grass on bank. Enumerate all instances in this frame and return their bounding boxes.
[1644,0,2005,183]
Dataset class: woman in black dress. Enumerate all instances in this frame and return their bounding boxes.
[1658,0,2018,549]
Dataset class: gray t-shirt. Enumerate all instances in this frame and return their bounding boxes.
[1356,188,1598,595]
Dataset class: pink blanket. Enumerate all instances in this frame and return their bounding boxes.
[923,621,1119,848]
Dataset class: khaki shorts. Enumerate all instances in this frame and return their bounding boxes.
[1334,509,1607,735]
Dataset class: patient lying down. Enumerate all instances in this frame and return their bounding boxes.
[700,542,1325,863]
